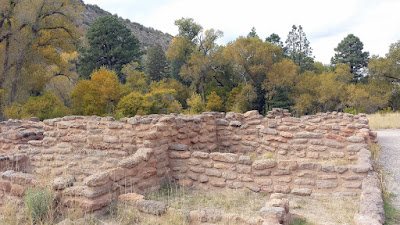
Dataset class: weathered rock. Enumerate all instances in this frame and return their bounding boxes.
[82,182,112,198]
[359,174,385,224]
[273,185,290,194]
[294,178,315,186]
[253,159,276,170]
[170,144,189,151]
[316,181,338,189]
[216,119,229,126]
[119,148,154,168]
[277,161,297,170]
[238,155,252,165]
[169,151,191,159]
[136,200,168,215]
[254,178,273,186]
[267,198,290,213]
[9,172,35,185]
[260,128,278,135]
[347,144,369,152]
[104,136,119,143]
[84,172,109,187]
[53,176,74,190]
[259,207,285,223]
[80,193,112,212]
[118,193,145,205]
[347,136,365,143]
[326,139,345,149]
[189,208,223,223]
[291,188,312,196]
[229,121,242,127]
[294,132,324,139]
[205,169,222,177]
[222,171,238,180]
[210,152,239,163]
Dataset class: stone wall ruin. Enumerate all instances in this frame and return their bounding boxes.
[0,109,383,224]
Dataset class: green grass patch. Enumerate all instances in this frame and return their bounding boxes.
[384,195,400,225]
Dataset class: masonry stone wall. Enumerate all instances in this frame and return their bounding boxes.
[0,109,378,215]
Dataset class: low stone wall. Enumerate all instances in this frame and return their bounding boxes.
[0,109,383,224]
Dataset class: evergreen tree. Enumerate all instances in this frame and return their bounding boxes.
[247,27,259,38]
[284,25,314,72]
[145,45,168,82]
[266,33,283,48]
[78,15,142,82]
[331,34,369,81]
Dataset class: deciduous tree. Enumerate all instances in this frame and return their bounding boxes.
[206,91,223,112]
[0,0,82,119]
[71,67,121,116]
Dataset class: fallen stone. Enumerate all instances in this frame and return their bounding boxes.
[189,208,223,223]
[9,172,35,185]
[1,170,15,180]
[136,200,168,216]
[53,176,74,190]
[118,193,144,205]
[259,207,285,223]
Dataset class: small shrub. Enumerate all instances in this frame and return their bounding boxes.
[24,187,53,224]
[343,106,365,115]
[378,107,395,114]
[289,217,313,225]
[4,92,71,120]
[369,142,382,160]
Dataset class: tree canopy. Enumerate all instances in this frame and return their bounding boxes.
[1,10,398,121]
[331,34,369,81]
[78,15,141,82]
[284,25,314,72]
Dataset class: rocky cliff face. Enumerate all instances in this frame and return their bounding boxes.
[80,2,173,51]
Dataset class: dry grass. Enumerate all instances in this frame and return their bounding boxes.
[368,112,400,130]
[0,201,29,225]
[146,183,268,218]
[289,196,359,225]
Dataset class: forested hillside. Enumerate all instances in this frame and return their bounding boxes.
[80,1,173,51]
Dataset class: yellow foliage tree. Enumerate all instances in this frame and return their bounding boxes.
[186,93,205,114]
[71,67,121,116]
[117,81,182,117]
[206,91,223,112]
[121,63,148,96]
[4,92,71,120]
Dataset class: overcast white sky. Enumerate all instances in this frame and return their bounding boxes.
[83,0,400,64]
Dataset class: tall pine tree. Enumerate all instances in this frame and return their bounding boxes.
[78,15,142,82]
[284,25,314,72]
[331,34,369,81]
[145,45,168,82]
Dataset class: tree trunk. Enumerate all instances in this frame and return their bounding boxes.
[0,37,11,121]
[9,48,26,103]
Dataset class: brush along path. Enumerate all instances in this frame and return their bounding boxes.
[377,129,400,209]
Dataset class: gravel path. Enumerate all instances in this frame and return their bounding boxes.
[377,129,400,209]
